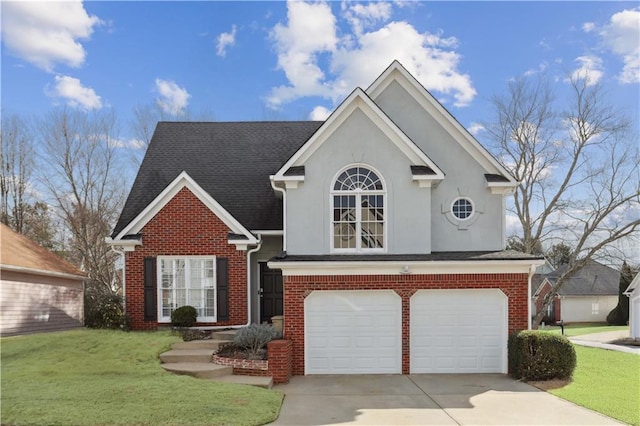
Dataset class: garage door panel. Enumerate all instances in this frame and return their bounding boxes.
[305,290,401,374]
[410,289,507,374]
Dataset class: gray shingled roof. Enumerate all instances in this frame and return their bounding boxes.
[537,260,620,296]
[112,121,322,237]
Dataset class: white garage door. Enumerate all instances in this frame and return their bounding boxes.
[411,289,507,373]
[305,290,401,374]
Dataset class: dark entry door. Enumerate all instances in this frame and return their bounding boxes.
[260,263,283,323]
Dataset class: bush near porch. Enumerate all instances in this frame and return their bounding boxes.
[1,330,282,426]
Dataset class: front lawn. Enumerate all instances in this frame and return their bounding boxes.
[550,345,640,426]
[541,323,628,337]
[1,329,282,425]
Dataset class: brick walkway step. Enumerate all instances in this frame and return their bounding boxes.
[159,349,214,363]
[208,330,237,340]
[214,375,273,389]
[171,340,232,351]
[161,362,232,379]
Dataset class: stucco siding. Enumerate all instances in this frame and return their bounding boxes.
[0,270,84,336]
[372,80,505,252]
[286,108,431,255]
[561,296,618,323]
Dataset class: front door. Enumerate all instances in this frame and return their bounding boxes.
[259,263,283,323]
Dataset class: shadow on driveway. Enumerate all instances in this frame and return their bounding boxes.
[269,374,621,425]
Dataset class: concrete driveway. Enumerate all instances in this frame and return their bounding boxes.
[269,374,621,425]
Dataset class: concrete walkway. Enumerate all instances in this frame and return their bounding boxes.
[568,330,640,355]
[270,374,622,425]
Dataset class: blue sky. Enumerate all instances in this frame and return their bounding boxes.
[2,1,639,148]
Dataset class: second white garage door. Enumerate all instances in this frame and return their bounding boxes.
[410,289,507,374]
[305,290,401,374]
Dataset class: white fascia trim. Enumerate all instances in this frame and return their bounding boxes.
[272,88,444,181]
[105,237,141,252]
[367,61,517,187]
[268,259,546,276]
[114,171,258,247]
[0,264,86,281]
[532,278,551,298]
[251,230,284,236]
[624,274,639,296]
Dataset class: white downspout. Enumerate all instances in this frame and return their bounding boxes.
[270,176,286,252]
[109,245,126,313]
[528,264,535,330]
[194,236,262,330]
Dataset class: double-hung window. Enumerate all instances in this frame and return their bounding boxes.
[332,165,385,252]
[158,256,216,322]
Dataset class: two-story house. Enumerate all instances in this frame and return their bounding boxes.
[108,61,543,376]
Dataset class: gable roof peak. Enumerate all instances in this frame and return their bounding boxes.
[366,60,517,187]
[273,85,444,181]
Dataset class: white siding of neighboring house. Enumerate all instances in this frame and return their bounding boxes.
[560,296,618,323]
[0,270,84,336]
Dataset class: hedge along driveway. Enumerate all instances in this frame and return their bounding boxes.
[1,330,282,426]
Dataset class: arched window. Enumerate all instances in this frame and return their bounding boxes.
[332,166,385,251]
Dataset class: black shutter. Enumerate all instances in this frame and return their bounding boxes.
[143,257,157,321]
[216,257,229,321]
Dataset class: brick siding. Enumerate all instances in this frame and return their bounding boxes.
[283,273,529,375]
[124,187,247,330]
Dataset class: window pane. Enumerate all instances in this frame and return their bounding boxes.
[452,198,473,220]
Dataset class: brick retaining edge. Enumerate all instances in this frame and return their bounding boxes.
[212,339,293,384]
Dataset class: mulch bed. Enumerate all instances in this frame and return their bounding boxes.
[216,343,267,360]
[527,378,571,391]
[609,338,640,347]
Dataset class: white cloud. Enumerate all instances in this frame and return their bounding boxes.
[1,1,101,72]
[582,22,596,33]
[49,75,102,109]
[269,1,338,106]
[570,55,604,85]
[600,8,640,84]
[109,137,146,150]
[467,122,485,136]
[216,25,237,57]
[342,1,392,36]
[309,105,332,120]
[155,79,190,116]
[268,1,475,109]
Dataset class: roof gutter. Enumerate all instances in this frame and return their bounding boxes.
[270,176,287,252]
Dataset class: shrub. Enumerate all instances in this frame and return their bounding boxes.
[84,291,129,330]
[508,330,576,381]
[171,305,198,328]
[606,305,626,326]
[234,324,282,358]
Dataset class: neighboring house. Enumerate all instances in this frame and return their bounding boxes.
[108,61,544,375]
[0,223,86,336]
[532,260,620,324]
[625,273,640,339]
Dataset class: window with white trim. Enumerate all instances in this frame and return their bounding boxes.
[451,197,474,220]
[158,256,216,322]
[591,302,599,315]
[332,166,385,251]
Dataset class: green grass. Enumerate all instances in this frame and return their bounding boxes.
[1,329,282,425]
[541,323,629,337]
[550,345,640,426]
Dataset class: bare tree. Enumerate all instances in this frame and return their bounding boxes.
[37,107,126,295]
[487,73,640,327]
[0,112,34,232]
